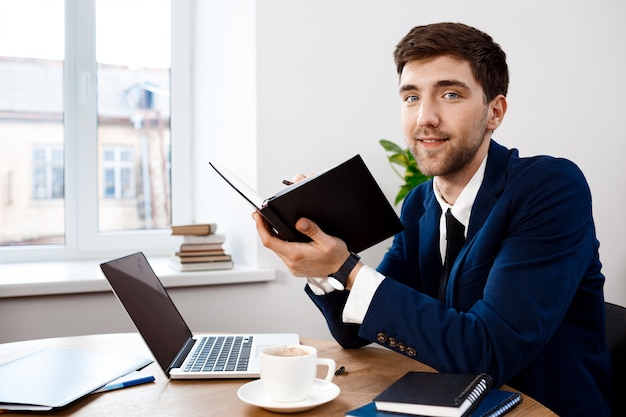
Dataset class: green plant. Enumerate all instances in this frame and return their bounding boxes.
[380,139,431,205]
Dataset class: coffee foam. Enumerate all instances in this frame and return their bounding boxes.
[272,346,309,357]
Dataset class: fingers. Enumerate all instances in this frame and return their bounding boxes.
[292,173,308,182]
[252,212,319,252]
[252,212,321,246]
[295,218,343,255]
[252,211,279,247]
[295,218,324,242]
[251,211,307,275]
[252,212,350,277]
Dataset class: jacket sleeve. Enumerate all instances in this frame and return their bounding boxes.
[304,284,370,348]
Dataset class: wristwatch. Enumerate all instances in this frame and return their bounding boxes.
[327,252,361,291]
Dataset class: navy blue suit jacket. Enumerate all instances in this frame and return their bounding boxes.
[306,141,611,416]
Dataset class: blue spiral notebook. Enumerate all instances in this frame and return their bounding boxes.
[346,389,522,417]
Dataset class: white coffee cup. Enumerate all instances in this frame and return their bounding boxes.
[259,344,336,403]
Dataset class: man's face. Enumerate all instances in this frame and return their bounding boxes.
[399,55,493,179]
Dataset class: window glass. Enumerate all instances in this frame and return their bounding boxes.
[0,0,172,248]
[96,0,171,232]
[0,0,65,245]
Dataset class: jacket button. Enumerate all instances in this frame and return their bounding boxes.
[376,333,387,343]
[406,347,417,357]
[397,342,406,352]
[388,337,398,348]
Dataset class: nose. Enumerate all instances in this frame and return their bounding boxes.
[416,99,440,129]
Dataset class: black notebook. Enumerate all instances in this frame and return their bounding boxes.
[373,371,493,417]
[210,155,404,253]
[347,389,520,417]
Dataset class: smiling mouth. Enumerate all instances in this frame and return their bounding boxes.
[418,137,448,143]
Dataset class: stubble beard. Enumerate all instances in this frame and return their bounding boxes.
[409,110,489,178]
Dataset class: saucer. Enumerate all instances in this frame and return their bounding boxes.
[237,379,340,413]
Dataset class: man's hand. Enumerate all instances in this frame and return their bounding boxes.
[252,212,351,279]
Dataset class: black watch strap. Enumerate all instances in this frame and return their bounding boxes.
[327,252,360,291]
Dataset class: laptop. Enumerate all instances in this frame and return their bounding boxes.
[100,252,299,379]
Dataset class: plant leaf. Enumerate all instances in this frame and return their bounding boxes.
[379,139,404,153]
[380,139,431,205]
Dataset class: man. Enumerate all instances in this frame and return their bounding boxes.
[253,22,611,416]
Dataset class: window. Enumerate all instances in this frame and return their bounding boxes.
[32,145,65,200]
[102,146,135,199]
[0,0,191,260]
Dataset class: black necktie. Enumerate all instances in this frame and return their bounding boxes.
[439,208,465,302]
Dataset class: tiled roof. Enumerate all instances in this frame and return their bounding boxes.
[0,57,170,118]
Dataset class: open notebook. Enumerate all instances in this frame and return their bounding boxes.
[210,155,404,253]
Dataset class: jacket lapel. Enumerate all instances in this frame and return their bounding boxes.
[467,140,509,240]
[446,140,511,304]
[419,188,443,298]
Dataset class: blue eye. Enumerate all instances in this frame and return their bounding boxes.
[444,92,459,100]
[405,95,418,103]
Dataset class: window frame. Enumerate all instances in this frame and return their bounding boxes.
[1,0,192,262]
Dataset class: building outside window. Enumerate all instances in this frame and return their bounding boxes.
[0,0,180,259]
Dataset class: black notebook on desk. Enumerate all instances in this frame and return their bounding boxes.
[347,389,520,417]
[373,371,493,417]
[210,155,404,253]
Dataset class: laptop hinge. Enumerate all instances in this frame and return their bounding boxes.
[168,337,196,375]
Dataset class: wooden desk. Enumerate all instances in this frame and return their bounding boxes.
[0,333,556,416]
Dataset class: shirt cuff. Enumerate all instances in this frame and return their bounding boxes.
[306,277,337,295]
[342,265,385,324]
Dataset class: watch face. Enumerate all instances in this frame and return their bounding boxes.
[327,276,345,291]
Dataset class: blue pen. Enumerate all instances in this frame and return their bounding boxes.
[94,374,155,393]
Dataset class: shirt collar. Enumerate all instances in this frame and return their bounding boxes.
[432,154,488,229]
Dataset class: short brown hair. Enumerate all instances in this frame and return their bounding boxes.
[393,22,509,102]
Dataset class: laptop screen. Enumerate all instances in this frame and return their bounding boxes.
[101,252,193,374]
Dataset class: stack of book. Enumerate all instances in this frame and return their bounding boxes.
[169,223,234,272]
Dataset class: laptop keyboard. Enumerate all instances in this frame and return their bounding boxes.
[183,336,253,373]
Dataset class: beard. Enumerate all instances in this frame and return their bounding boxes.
[408,109,490,177]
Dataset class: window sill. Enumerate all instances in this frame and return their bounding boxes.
[0,258,276,298]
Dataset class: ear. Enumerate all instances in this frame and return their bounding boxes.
[486,94,507,131]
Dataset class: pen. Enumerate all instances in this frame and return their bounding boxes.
[282,179,294,186]
[94,375,155,393]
